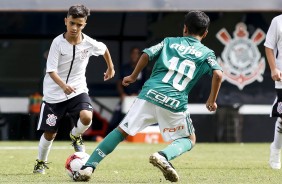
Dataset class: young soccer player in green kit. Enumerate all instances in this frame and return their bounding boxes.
[74,11,223,182]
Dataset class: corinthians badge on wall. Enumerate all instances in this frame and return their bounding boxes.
[216,23,265,90]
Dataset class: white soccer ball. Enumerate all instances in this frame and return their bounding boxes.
[65,152,90,178]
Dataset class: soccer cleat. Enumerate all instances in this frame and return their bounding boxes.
[149,152,179,182]
[73,166,94,182]
[33,159,49,174]
[269,143,281,169]
[70,132,85,152]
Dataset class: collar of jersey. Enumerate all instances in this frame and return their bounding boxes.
[185,36,200,42]
[62,32,85,45]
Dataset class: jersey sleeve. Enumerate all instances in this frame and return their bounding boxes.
[206,52,222,75]
[143,39,165,61]
[46,39,60,73]
[90,40,107,56]
[264,17,278,50]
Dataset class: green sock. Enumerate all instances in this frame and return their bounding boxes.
[160,138,193,161]
[85,128,125,168]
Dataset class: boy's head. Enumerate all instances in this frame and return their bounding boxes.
[183,11,210,38]
[65,5,90,38]
[67,4,90,19]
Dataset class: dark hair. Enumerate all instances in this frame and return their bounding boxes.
[184,11,210,36]
[67,4,90,19]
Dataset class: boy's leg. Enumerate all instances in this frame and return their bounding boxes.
[150,107,195,182]
[82,99,154,169]
[269,91,282,170]
[34,101,61,174]
[68,93,93,152]
[73,128,126,181]
[70,110,92,152]
[270,117,282,169]
[71,111,92,137]
[86,127,126,168]
[73,99,155,181]
[34,132,55,174]
[159,137,194,161]
[150,136,194,182]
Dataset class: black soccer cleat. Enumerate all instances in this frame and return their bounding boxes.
[33,159,50,174]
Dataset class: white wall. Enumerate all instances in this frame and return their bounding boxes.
[1,0,282,11]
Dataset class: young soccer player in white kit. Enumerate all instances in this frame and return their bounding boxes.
[33,4,115,174]
[264,14,282,170]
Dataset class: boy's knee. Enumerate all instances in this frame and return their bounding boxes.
[44,132,57,141]
[80,110,92,125]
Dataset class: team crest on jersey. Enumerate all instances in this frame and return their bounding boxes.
[277,102,282,114]
[80,49,88,60]
[46,114,57,126]
[216,23,266,90]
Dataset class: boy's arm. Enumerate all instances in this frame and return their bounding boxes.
[122,53,149,86]
[265,47,282,81]
[206,69,223,112]
[103,49,115,81]
[49,72,76,95]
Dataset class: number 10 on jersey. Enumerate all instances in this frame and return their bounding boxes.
[162,57,196,91]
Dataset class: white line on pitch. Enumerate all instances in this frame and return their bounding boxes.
[0,146,144,150]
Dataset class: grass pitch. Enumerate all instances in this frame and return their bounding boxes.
[0,141,281,184]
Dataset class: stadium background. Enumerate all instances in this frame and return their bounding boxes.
[0,0,281,142]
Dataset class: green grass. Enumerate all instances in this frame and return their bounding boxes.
[0,141,282,183]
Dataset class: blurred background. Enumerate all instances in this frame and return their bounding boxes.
[0,0,281,143]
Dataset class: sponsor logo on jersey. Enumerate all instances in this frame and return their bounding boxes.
[163,125,184,133]
[216,22,265,90]
[170,43,202,57]
[80,49,88,60]
[46,114,57,126]
[149,41,164,54]
[146,89,180,109]
[207,57,217,66]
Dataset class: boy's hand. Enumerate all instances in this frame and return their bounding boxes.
[63,84,76,95]
[104,68,115,81]
[206,102,217,112]
[271,68,282,81]
[122,75,136,86]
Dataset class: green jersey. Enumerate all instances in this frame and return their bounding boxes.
[138,36,222,112]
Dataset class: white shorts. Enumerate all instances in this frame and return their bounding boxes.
[119,98,195,142]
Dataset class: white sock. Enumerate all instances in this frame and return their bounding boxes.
[273,117,282,149]
[71,119,92,137]
[38,134,53,162]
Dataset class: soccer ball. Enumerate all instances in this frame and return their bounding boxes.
[65,152,90,178]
